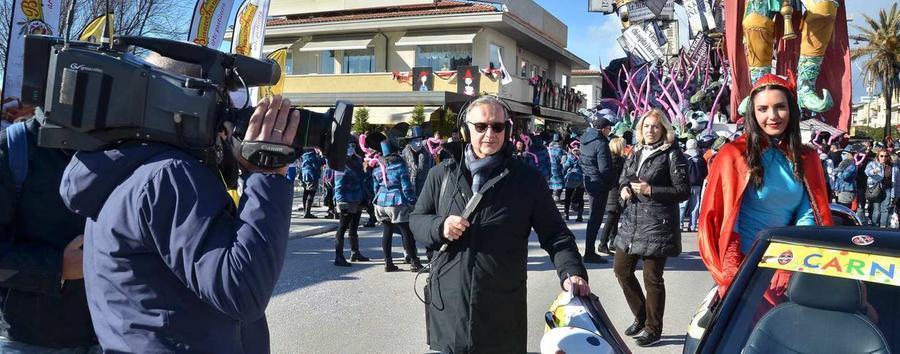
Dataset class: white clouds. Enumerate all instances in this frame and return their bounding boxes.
[569,14,626,69]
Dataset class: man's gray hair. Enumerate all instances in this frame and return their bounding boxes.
[465,95,509,121]
[145,52,202,78]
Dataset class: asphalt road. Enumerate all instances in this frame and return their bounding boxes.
[266,215,713,354]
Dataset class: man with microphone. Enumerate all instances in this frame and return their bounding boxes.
[411,96,589,353]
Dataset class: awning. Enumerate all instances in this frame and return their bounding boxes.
[297,105,439,125]
[800,118,845,136]
[299,35,375,52]
[535,106,588,126]
[395,30,479,47]
[262,44,291,55]
[363,106,440,125]
[501,98,534,115]
[283,91,472,107]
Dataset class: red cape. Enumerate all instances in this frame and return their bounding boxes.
[697,135,833,294]
[725,0,852,131]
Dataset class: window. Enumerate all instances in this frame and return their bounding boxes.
[415,44,472,71]
[561,74,568,87]
[532,64,539,78]
[489,43,503,69]
[319,50,335,74]
[342,48,375,74]
[520,59,530,77]
[285,51,293,75]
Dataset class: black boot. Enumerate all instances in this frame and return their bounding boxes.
[582,252,607,264]
[334,257,351,267]
[634,330,660,347]
[384,264,400,272]
[624,319,645,336]
[350,252,370,262]
[598,244,611,255]
[409,259,425,273]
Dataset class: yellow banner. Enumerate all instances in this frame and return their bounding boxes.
[758,242,900,287]
[193,0,220,46]
[259,47,287,99]
[233,3,258,56]
[79,14,114,43]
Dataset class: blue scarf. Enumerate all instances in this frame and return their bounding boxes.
[464,145,505,193]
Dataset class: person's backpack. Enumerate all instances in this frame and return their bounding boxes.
[5,122,29,193]
[686,155,707,186]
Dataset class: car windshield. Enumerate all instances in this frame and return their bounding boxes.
[715,242,900,353]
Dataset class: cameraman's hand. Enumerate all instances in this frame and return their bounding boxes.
[239,95,300,176]
[62,235,84,281]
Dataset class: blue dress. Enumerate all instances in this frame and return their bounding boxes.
[736,148,816,254]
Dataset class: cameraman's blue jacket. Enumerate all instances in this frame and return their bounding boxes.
[59,143,292,353]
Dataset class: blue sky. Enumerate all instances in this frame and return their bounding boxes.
[534,0,896,103]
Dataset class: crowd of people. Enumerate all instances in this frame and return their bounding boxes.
[0,61,891,352]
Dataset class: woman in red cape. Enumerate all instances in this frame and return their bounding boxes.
[698,73,833,297]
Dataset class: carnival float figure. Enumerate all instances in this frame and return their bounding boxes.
[729,0,851,131]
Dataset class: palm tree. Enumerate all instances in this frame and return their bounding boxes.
[851,4,900,139]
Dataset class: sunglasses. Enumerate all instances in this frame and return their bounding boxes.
[467,121,508,134]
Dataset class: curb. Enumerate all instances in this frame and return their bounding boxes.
[288,224,339,240]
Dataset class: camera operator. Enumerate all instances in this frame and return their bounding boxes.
[0,112,98,352]
[57,53,300,351]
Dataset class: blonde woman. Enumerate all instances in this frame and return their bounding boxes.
[614,109,690,347]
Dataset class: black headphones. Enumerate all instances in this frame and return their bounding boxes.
[456,95,513,143]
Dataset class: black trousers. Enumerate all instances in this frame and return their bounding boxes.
[613,251,668,335]
[563,187,585,217]
[585,186,609,255]
[335,211,362,258]
[302,188,317,211]
[599,210,620,249]
[381,221,418,266]
[323,186,335,212]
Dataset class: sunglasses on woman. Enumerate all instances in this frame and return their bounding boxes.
[467,121,508,134]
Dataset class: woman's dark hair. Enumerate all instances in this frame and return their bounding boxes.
[744,85,805,187]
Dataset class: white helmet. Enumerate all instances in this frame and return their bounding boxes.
[540,327,615,354]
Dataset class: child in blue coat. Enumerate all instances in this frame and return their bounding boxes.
[372,140,423,272]
[332,142,371,266]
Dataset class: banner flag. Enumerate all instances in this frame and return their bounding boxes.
[2,0,62,101]
[230,0,271,105]
[258,47,287,99]
[79,13,113,43]
[188,0,234,48]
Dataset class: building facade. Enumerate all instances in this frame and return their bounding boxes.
[262,0,591,133]
[851,91,900,132]
[571,70,603,110]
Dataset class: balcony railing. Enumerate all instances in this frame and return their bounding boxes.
[282,72,585,113]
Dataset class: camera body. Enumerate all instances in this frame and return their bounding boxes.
[23,35,353,170]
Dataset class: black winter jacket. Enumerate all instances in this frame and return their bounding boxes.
[579,128,614,192]
[616,143,690,257]
[0,119,95,348]
[410,145,587,353]
[604,155,626,214]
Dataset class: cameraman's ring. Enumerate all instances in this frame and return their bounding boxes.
[273,128,284,134]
